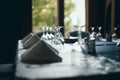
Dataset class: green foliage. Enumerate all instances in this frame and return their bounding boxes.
[32,0,75,33]
[32,0,56,27]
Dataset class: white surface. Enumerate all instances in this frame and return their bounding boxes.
[15,40,120,79]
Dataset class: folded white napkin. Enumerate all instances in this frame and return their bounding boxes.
[23,34,40,49]
[21,33,33,44]
[21,40,62,64]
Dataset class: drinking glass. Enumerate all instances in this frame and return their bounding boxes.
[45,26,50,40]
[89,27,96,38]
[96,26,102,41]
[77,25,82,43]
[52,26,64,45]
[41,27,47,40]
[49,27,55,40]
[112,27,118,42]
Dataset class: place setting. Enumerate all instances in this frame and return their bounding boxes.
[14,25,120,80]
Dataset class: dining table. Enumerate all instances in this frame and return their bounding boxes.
[14,39,120,80]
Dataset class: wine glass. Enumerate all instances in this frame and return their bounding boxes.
[41,27,47,40]
[51,26,64,45]
[49,27,55,40]
[96,26,102,41]
[112,27,118,42]
[77,25,82,42]
[89,27,96,38]
[45,26,50,40]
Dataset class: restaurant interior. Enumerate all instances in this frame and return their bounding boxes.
[1,0,120,80]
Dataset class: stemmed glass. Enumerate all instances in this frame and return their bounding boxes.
[51,26,64,45]
[112,27,118,42]
[45,26,50,40]
[49,27,55,40]
[74,25,88,66]
[41,27,47,40]
[96,26,102,41]
[77,25,83,43]
[89,27,96,38]
[58,26,64,43]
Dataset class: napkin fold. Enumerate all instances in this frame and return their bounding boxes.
[21,40,62,64]
[21,33,33,44]
[23,34,40,49]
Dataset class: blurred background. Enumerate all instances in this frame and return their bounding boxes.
[32,0,85,37]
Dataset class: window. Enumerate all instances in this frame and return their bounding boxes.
[32,0,57,33]
[64,0,86,37]
[32,0,86,37]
